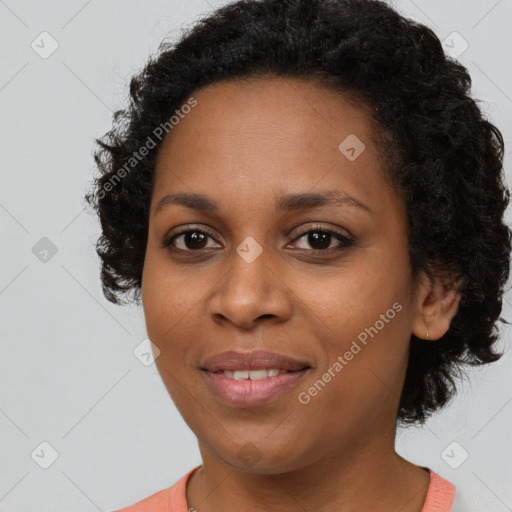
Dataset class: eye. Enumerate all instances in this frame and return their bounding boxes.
[161,226,220,252]
[161,223,354,254]
[288,224,354,252]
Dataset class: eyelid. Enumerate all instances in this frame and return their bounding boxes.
[290,222,353,241]
[161,224,219,248]
[162,222,355,252]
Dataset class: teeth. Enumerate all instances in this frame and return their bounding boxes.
[220,369,288,380]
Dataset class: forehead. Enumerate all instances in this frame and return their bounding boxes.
[152,76,392,216]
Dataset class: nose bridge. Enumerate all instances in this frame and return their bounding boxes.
[227,233,275,299]
[208,233,292,327]
[236,234,266,266]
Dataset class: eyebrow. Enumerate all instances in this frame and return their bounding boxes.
[154,189,373,215]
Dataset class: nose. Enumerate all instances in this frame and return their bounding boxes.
[207,244,293,330]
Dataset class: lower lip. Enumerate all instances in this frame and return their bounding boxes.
[202,369,309,407]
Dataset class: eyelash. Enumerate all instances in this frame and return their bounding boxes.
[161,223,354,255]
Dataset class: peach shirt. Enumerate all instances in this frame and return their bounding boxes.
[115,465,455,512]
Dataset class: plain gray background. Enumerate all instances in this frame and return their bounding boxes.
[1,0,511,510]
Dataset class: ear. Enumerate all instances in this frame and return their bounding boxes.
[411,272,462,340]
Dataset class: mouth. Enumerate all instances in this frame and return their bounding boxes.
[211,368,302,380]
[200,349,311,373]
[200,350,312,407]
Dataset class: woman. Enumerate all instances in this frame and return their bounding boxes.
[85,0,511,510]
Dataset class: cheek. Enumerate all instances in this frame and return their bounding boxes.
[142,250,198,336]
[296,314,410,438]
[334,282,411,378]
[298,260,413,410]
[141,257,202,407]
[141,250,219,380]
[142,258,188,374]
[305,251,411,344]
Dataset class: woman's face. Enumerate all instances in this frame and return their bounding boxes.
[141,76,426,472]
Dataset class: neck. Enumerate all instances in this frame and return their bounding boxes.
[186,423,430,512]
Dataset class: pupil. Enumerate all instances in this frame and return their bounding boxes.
[309,232,330,250]
[186,231,207,249]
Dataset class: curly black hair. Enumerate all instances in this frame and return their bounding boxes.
[84,0,511,424]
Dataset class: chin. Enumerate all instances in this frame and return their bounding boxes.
[209,438,312,475]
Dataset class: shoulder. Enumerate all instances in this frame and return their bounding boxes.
[423,469,498,511]
[113,466,201,512]
[422,468,455,512]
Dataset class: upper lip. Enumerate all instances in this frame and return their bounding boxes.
[201,350,311,372]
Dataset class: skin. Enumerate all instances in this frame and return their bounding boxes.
[141,76,461,512]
